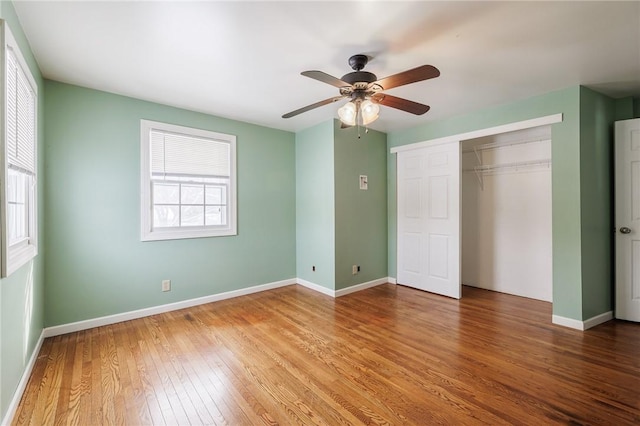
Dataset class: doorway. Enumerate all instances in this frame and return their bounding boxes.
[461,126,552,302]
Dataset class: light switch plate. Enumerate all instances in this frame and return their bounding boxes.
[359,175,368,190]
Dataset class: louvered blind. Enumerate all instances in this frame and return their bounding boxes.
[6,47,36,175]
[150,130,230,179]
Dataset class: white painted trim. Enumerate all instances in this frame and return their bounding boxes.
[296,278,335,297]
[552,315,584,330]
[387,277,397,284]
[583,311,614,330]
[552,311,613,331]
[297,277,391,298]
[1,23,40,278]
[44,278,296,337]
[390,113,563,153]
[139,119,237,242]
[335,277,389,297]
[44,276,392,338]
[2,330,45,426]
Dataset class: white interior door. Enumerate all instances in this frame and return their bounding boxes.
[615,118,640,322]
[397,141,460,298]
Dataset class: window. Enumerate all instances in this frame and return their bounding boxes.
[140,120,236,241]
[1,22,38,277]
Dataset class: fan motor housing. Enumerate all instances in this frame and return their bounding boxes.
[341,71,377,85]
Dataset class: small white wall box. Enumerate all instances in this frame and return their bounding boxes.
[359,175,368,190]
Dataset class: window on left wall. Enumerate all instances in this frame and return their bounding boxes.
[1,21,38,277]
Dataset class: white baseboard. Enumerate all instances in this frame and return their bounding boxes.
[335,277,389,297]
[296,278,335,297]
[583,311,614,329]
[44,276,393,338]
[2,330,45,426]
[297,277,389,298]
[45,275,393,338]
[552,311,613,331]
[44,278,297,338]
[387,277,397,284]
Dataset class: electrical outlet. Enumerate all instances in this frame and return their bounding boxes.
[357,265,361,272]
[312,265,316,271]
[162,280,171,292]
[352,265,358,275]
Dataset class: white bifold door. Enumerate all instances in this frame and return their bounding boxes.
[615,118,640,322]
[397,141,461,299]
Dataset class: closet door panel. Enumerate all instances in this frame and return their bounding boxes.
[397,142,460,299]
[615,118,640,322]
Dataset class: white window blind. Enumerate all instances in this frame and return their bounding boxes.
[6,47,36,175]
[150,130,230,178]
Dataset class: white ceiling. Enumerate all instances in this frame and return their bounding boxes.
[12,1,640,133]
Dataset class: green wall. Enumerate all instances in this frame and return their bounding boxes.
[334,122,387,289]
[44,81,296,326]
[295,120,388,291]
[295,121,335,289]
[388,87,586,320]
[614,96,635,121]
[0,2,45,421]
[579,87,615,319]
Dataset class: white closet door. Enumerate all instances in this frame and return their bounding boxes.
[615,118,640,322]
[397,141,461,299]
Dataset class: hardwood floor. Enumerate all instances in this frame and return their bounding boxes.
[12,284,640,425]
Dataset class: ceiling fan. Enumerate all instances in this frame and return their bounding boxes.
[282,54,440,128]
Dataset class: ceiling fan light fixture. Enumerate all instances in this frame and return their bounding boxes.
[360,99,380,125]
[282,54,440,127]
[338,101,357,126]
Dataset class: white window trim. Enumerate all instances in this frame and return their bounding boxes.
[0,21,38,277]
[140,119,237,241]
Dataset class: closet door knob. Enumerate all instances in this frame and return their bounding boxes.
[620,227,632,234]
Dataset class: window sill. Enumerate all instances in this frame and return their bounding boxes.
[4,243,37,277]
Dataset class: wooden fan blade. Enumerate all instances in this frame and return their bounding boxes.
[301,71,352,88]
[282,96,345,118]
[371,93,430,115]
[374,65,440,90]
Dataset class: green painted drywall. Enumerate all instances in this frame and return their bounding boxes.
[579,87,615,319]
[44,81,296,326]
[614,97,635,121]
[295,119,387,291]
[388,86,584,321]
[295,121,335,289]
[0,2,45,421]
[334,121,387,290]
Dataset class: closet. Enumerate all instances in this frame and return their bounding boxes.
[461,125,552,301]
[395,120,554,303]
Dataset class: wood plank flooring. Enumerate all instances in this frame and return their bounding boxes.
[12,284,640,425]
